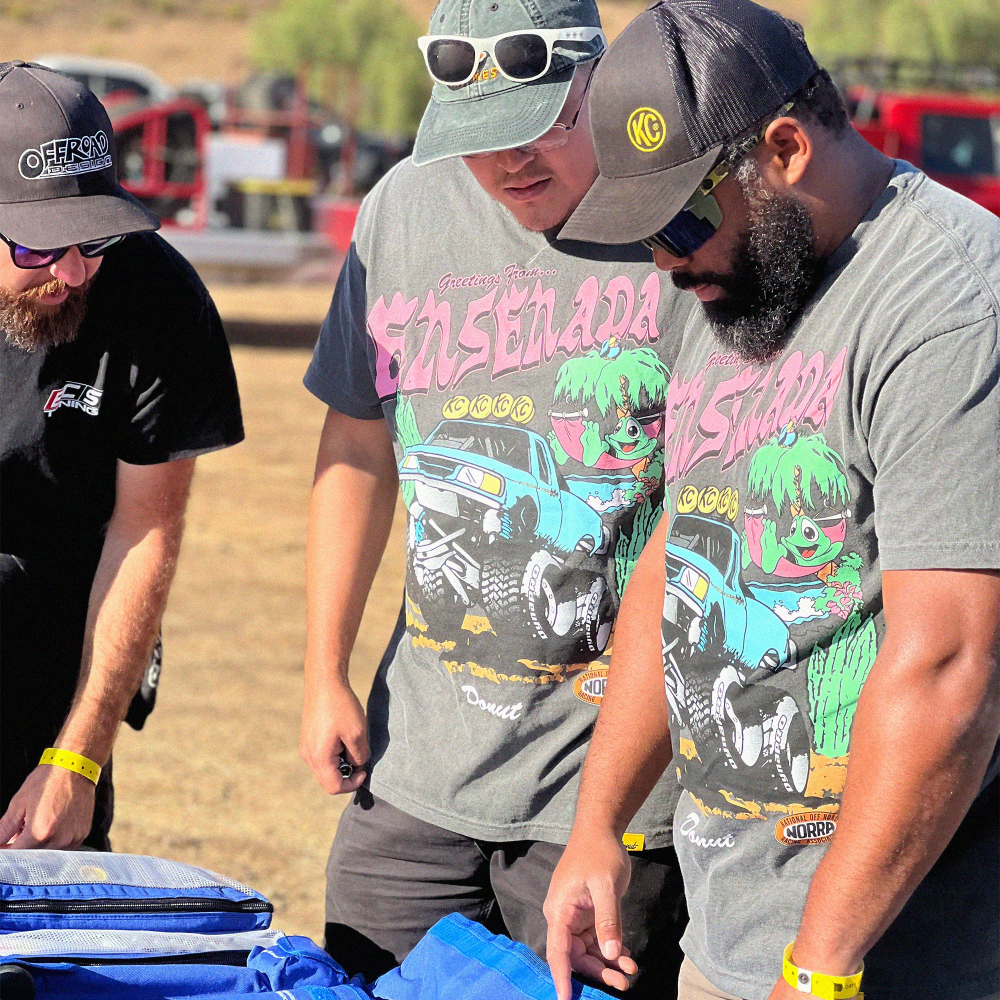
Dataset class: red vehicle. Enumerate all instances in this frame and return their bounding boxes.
[106,94,212,228]
[844,78,999,216]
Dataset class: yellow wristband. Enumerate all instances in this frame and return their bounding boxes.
[783,943,863,1000]
[39,748,102,786]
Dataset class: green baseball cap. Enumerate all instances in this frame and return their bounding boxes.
[412,0,604,166]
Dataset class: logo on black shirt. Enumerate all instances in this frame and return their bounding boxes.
[44,382,103,417]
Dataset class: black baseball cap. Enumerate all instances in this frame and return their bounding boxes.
[559,0,818,244]
[0,61,159,249]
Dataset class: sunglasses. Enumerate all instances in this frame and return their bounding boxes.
[0,233,125,269]
[464,60,597,159]
[641,102,794,259]
[417,26,605,87]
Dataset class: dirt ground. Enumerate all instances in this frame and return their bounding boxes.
[111,279,404,943]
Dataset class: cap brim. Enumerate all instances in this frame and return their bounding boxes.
[412,67,574,166]
[558,144,722,244]
[0,187,160,249]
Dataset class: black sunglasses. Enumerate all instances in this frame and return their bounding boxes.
[0,233,125,269]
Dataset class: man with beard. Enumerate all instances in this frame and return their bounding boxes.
[544,2,1000,1000]
[0,62,243,851]
[300,0,688,994]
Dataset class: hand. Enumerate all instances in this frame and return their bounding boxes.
[300,675,369,795]
[543,829,636,1000]
[0,765,96,849]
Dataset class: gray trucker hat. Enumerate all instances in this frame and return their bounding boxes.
[0,61,159,249]
[560,0,818,244]
[412,0,605,165]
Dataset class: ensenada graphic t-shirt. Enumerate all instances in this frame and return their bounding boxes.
[305,156,690,846]
[658,164,1000,998]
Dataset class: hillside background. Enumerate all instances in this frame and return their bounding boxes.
[0,0,812,89]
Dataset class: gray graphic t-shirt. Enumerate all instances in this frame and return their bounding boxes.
[659,164,1000,998]
[305,156,689,846]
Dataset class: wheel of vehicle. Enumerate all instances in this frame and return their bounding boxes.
[481,548,524,634]
[523,550,576,640]
[684,664,716,746]
[419,566,469,634]
[581,576,615,654]
[712,665,764,769]
[768,694,810,795]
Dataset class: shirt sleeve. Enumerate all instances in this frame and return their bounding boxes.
[303,242,383,420]
[115,253,244,465]
[869,316,1000,570]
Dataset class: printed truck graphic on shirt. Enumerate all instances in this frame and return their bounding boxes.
[400,419,614,656]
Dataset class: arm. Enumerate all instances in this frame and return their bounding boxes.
[300,405,399,795]
[0,458,195,849]
[545,513,675,1000]
[769,567,1000,997]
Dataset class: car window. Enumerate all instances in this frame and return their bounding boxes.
[922,114,998,176]
[427,421,531,473]
[668,515,733,575]
[535,442,552,485]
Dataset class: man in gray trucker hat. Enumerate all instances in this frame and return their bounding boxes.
[544,2,1000,999]
[0,61,243,853]
[300,0,689,994]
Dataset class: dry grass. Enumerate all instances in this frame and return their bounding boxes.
[111,283,407,942]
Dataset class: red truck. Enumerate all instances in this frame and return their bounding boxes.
[845,81,999,217]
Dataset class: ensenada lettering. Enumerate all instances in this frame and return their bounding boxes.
[368,272,662,399]
[663,348,847,481]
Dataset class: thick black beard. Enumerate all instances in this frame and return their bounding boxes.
[1,279,90,352]
[673,170,825,365]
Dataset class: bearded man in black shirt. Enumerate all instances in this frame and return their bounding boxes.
[0,61,244,850]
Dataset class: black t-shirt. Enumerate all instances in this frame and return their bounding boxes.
[0,231,243,794]
[1,231,243,562]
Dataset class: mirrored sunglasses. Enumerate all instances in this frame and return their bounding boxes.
[0,233,126,269]
[641,102,794,259]
[417,26,605,87]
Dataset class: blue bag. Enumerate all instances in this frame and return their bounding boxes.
[371,913,615,1000]
[0,851,271,934]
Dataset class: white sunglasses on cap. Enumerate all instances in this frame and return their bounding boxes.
[417,26,605,87]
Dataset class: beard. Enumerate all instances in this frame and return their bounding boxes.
[673,162,826,365]
[1,277,91,352]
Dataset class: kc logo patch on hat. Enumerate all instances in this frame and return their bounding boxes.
[626,108,665,152]
[19,131,112,181]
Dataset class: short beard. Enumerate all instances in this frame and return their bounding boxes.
[1,278,91,351]
[673,159,825,365]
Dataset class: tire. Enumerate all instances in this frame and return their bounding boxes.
[684,665,716,745]
[581,576,614,655]
[713,665,765,769]
[481,548,524,634]
[523,550,577,640]
[419,566,469,634]
[768,695,810,795]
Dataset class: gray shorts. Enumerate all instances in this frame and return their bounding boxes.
[324,792,687,998]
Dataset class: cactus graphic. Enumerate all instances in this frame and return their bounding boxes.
[614,498,663,594]
[806,609,877,757]
[395,396,421,509]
